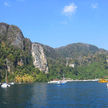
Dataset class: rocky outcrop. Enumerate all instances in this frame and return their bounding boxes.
[0,23,9,41]
[31,43,48,73]
[7,25,24,49]
[0,23,24,49]
[0,22,49,73]
[6,59,14,74]
[17,59,24,66]
[24,38,32,55]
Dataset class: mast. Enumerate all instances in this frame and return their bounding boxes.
[5,70,8,83]
[5,58,8,83]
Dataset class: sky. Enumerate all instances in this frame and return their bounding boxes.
[0,0,108,49]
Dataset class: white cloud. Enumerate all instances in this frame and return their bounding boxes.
[4,1,11,7]
[63,3,77,16]
[91,3,98,9]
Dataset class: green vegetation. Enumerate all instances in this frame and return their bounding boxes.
[47,54,108,80]
[0,23,108,83]
[1,41,108,83]
[55,43,100,58]
[0,40,108,83]
[0,42,48,83]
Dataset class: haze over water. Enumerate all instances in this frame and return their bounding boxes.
[0,82,108,108]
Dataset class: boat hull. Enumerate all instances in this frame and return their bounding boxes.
[48,80,67,84]
[1,83,10,88]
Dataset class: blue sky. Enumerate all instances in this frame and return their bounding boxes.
[0,0,108,49]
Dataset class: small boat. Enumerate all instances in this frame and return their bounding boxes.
[106,83,108,87]
[98,79,108,83]
[1,69,10,88]
[48,80,61,84]
[58,74,67,84]
[1,83,10,88]
[48,74,67,84]
[48,80,67,84]
[60,80,67,84]
[9,82,14,85]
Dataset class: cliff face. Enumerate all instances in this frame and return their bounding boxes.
[7,25,24,49]
[0,23,24,49]
[0,23,8,39]
[1,22,108,77]
[0,22,48,75]
[31,43,48,73]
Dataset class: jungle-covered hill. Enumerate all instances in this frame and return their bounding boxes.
[0,22,108,83]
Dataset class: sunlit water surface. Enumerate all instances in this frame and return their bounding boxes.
[0,82,108,108]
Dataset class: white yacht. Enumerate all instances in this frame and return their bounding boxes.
[48,74,67,84]
[48,80,61,84]
[1,70,10,88]
[107,83,108,87]
[9,82,14,85]
[1,83,10,88]
[60,80,67,84]
[48,80,67,84]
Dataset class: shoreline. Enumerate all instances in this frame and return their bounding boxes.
[0,79,99,85]
[48,79,99,84]
[65,79,99,82]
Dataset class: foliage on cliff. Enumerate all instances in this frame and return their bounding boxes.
[0,23,48,83]
[42,42,108,80]
[0,42,48,82]
[0,22,108,83]
[55,43,100,58]
[47,53,108,80]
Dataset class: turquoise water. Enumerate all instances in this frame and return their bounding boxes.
[0,82,108,108]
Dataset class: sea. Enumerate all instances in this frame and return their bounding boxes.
[0,81,108,108]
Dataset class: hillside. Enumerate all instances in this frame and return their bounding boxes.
[55,43,108,58]
[0,22,108,82]
[0,23,48,82]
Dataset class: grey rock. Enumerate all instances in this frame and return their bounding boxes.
[7,25,24,49]
[24,38,32,55]
[0,22,49,73]
[0,23,24,49]
[0,23,9,41]
[31,43,48,73]
[6,58,14,74]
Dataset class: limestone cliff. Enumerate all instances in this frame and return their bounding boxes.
[0,22,49,74]
[7,25,24,49]
[31,43,48,73]
[0,23,24,49]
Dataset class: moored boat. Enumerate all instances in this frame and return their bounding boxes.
[9,82,14,85]
[1,67,11,88]
[48,80,67,84]
[60,80,67,84]
[106,83,108,87]
[98,79,108,83]
[1,83,10,88]
[48,80,61,84]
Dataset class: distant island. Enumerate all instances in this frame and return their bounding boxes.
[0,22,108,83]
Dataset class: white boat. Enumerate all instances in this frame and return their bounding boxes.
[9,82,14,85]
[1,67,11,88]
[48,80,61,84]
[107,83,108,87]
[48,80,67,84]
[48,74,67,84]
[60,80,67,84]
[1,83,10,88]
